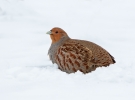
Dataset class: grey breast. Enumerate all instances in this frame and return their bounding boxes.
[48,36,70,63]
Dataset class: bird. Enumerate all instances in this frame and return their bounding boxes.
[46,27,115,74]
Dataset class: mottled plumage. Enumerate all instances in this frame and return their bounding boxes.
[47,27,115,74]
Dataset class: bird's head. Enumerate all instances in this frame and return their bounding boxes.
[46,27,69,44]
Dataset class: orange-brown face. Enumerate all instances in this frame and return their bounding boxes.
[46,27,68,44]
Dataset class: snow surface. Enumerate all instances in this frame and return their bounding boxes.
[0,0,135,100]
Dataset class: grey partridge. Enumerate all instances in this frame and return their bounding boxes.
[47,27,115,74]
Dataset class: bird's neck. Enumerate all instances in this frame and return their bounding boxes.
[51,36,70,45]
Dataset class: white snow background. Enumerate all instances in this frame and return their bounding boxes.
[0,0,135,100]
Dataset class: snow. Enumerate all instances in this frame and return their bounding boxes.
[0,0,135,100]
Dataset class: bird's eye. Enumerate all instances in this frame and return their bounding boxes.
[55,31,58,34]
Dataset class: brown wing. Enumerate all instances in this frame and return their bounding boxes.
[55,40,100,73]
[54,39,115,74]
[72,39,116,66]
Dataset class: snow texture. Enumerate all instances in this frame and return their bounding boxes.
[0,0,135,100]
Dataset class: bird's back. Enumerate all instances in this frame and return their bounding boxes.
[71,39,115,66]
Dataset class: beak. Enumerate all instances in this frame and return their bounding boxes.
[46,31,52,35]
